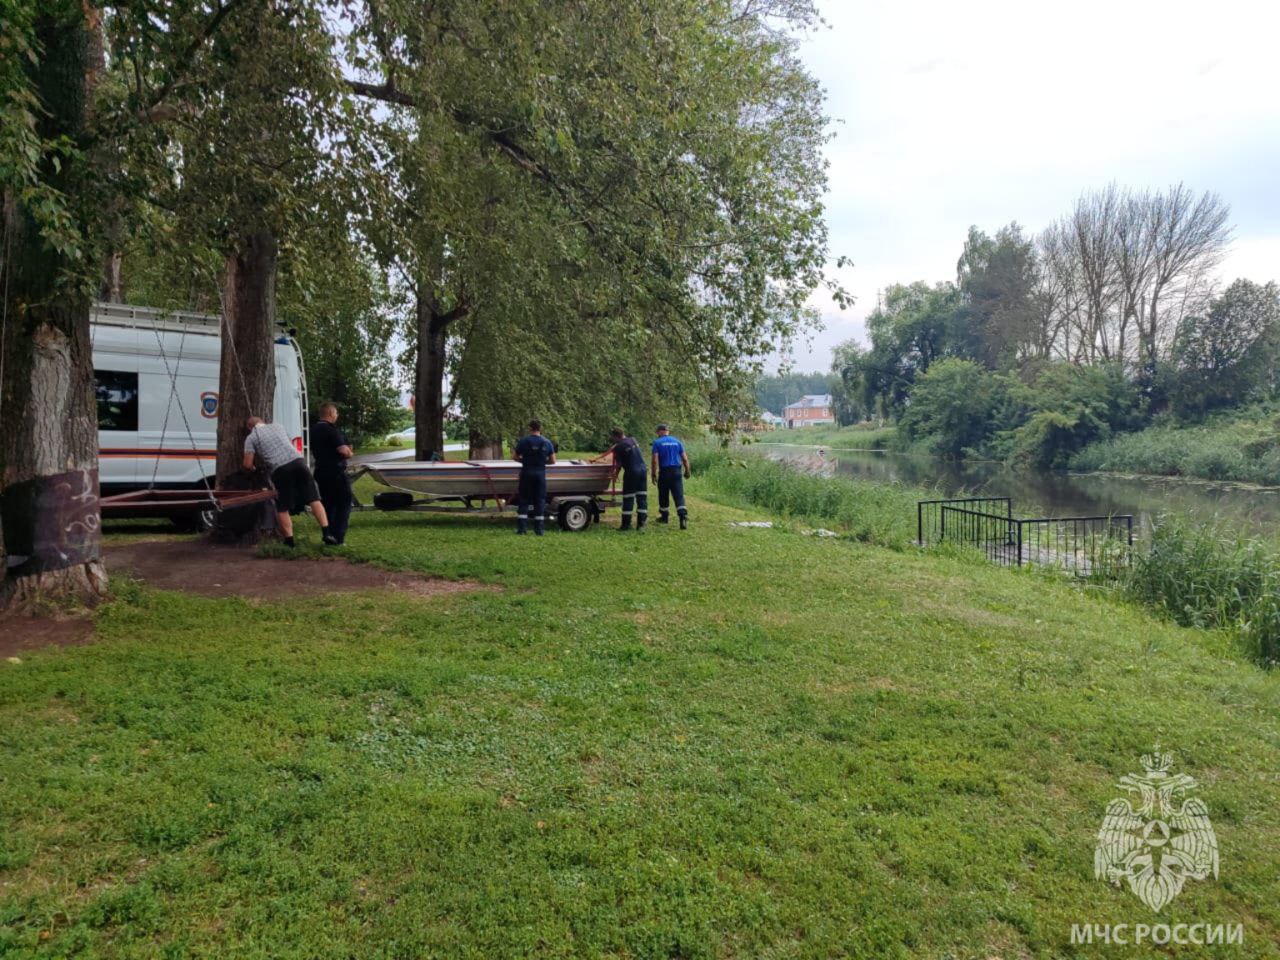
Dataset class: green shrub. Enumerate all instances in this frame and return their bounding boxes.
[1071,407,1280,484]
[1124,518,1280,666]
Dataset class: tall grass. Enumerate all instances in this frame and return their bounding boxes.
[1070,409,1280,485]
[1123,518,1280,666]
[689,445,926,547]
[755,422,901,450]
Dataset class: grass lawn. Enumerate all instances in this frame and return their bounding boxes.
[3,475,1279,957]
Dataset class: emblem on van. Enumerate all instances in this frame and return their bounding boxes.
[200,391,219,418]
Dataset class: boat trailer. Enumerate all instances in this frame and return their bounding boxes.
[347,463,617,532]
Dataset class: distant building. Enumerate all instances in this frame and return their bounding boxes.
[783,394,834,429]
[760,411,784,429]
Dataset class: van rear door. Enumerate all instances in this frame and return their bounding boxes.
[273,336,308,462]
[136,328,219,487]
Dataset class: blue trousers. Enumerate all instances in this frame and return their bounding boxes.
[658,466,687,520]
[517,472,547,535]
[620,470,647,528]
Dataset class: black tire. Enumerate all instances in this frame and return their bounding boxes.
[558,500,592,532]
[374,491,415,511]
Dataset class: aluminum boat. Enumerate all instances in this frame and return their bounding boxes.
[357,459,614,501]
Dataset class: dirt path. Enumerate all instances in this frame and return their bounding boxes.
[2,540,484,656]
[105,540,482,601]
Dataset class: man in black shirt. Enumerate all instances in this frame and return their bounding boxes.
[593,427,648,531]
[512,419,556,535]
[310,402,354,545]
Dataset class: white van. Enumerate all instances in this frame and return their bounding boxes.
[92,302,309,504]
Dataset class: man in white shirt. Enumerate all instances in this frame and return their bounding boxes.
[243,416,336,547]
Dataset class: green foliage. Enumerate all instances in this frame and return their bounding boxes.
[857,281,961,415]
[278,247,402,446]
[759,422,898,450]
[899,358,1004,459]
[690,445,925,546]
[1170,279,1280,417]
[753,371,840,417]
[1124,517,1280,666]
[829,340,867,424]
[995,363,1140,468]
[350,0,839,445]
[1070,406,1280,484]
[954,223,1043,367]
[0,2,102,294]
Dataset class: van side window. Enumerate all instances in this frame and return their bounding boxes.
[94,370,139,431]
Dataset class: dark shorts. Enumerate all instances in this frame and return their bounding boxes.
[272,459,320,514]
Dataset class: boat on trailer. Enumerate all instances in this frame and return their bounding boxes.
[349,458,616,531]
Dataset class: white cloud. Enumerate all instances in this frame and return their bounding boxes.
[770,0,1280,371]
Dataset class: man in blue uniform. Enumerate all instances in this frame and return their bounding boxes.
[595,427,648,531]
[650,424,690,529]
[512,419,556,535]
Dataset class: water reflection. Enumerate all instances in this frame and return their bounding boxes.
[761,444,1280,537]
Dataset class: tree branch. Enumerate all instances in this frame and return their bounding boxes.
[344,77,596,236]
[144,0,251,118]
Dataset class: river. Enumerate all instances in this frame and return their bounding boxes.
[759,443,1280,538]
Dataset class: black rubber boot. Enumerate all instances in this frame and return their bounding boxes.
[679,515,688,530]
[534,518,545,536]
[516,516,527,534]
[658,513,669,524]
[619,515,632,531]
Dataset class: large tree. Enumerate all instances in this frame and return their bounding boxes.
[0,3,107,607]
[1,0,265,605]
[1171,279,1280,415]
[346,0,837,455]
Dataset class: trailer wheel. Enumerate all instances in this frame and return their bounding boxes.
[374,491,414,511]
[558,501,592,532]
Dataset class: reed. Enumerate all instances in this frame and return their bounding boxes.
[1071,410,1280,485]
[690,445,927,547]
[1123,517,1280,666]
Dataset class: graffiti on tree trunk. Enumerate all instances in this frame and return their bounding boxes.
[1,467,101,575]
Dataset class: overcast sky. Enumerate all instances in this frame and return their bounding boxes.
[771,0,1280,372]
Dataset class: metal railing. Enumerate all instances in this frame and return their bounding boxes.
[921,498,1134,576]
[1013,514,1134,576]
[918,497,1011,546]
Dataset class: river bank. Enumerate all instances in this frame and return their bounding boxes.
[3,471,1279,956]
[697,444,1280,665]
[1069,406,1280,486]
[764,405,1280,487]
[754,441,1280,540]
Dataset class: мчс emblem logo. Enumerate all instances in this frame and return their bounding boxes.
[1094,747,1218,913]
[200,391,219,418]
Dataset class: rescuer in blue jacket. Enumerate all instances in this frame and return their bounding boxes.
[512,419,556,535]
[650,424,691,529]
[594,427,648,530]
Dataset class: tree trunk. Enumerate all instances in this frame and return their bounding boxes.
[468,430,504,460]
[0,7,106,609]
[99,250,123,302]
[216,230,278,484]
[414,288,448,461]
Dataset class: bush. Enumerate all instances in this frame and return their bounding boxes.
[1070,407,1280,485]
[1123,518,1280,666]
[996,363,1140,468]
[899,358,1002,459]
